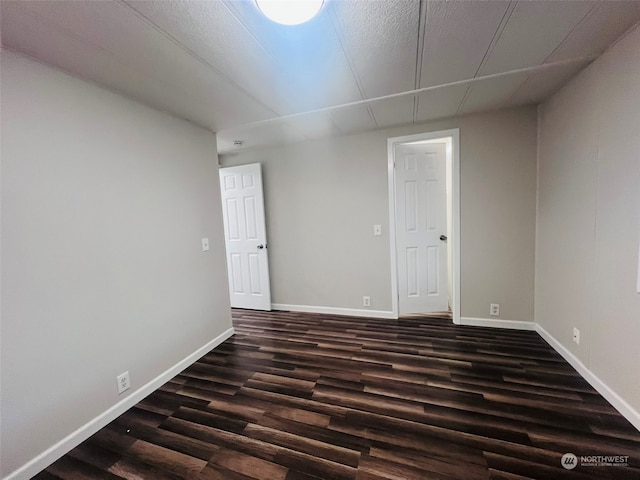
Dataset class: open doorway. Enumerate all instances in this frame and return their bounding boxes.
[387,129,460,324]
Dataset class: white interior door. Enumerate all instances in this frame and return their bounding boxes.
[219,163,271,310]
[395,143,448,314]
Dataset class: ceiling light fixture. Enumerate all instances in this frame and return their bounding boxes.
[256,0,324,26]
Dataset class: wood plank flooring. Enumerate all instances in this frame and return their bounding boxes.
[35,310,640,479]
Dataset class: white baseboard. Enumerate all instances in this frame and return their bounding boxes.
[536,324,640,432]
[4,327,235,480]
[460,316,537,330]
[271,303,397,319]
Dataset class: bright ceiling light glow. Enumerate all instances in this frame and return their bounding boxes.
[256,0,324,25]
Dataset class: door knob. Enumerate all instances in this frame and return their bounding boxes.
[257,244,265,249]
[439,235,447,241]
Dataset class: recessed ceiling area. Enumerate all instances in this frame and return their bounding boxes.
[2,0,640,153]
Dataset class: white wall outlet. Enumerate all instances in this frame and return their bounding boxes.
[201,237,209,252]
[117,371,130,395]
[373,225,382,236]
[363,296,371,307]
[490,303,500,316]
[572,327,580,345]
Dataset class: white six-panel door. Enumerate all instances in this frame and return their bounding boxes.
[219,163,271,310]
[395,143,448,314]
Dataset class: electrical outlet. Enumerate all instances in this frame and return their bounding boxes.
[363,296,371,307]
[490,303,500,316]
[117,371,130,395]
[572,328,580,345]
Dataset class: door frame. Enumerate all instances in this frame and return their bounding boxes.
[387,129,460,324]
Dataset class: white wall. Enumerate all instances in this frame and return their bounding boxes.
[0,50,231,478]
[536,25,640,418]
[221,107,538,322]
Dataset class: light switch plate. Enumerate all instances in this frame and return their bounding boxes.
[201,238,209,252]
[373,225,382,236]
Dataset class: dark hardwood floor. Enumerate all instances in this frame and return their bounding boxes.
[35,310,640,479]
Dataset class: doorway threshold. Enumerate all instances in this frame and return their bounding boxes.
[400,311,452,320]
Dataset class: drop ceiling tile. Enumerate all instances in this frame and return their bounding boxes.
[7,1,213,99]
[478,1,594,76]
[416,84,468,123]
[217,122,306,154]
[420,0,510,87]
[221,0,362,110]
[0,2,230,131]
[546,1,640,63]
[124,0,303,116]
[458,72,531,115]
[369,95,415,128]
[330,105,376,135]
[9,1,276,128]
[330,0,419,97]
[506,61,592,107]
[287,111,340,139]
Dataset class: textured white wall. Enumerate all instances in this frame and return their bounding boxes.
[0,50,231,477]
[536,25,640,415]
[221,107,538,321]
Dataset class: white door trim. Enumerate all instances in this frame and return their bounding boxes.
[387,129,460,324]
